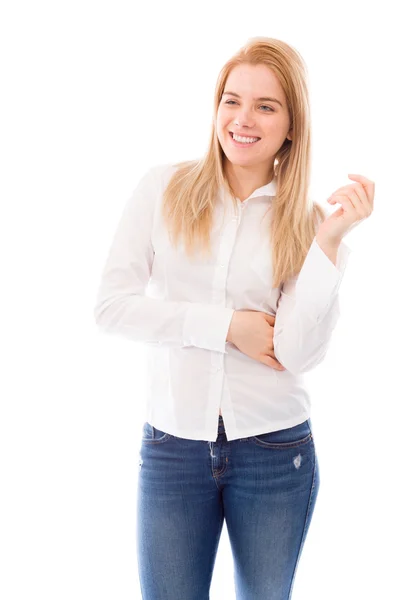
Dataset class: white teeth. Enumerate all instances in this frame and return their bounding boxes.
[232,133,260,143]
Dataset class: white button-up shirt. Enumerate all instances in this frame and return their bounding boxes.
[94,163,352,442]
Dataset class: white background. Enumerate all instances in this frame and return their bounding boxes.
[1,0,399,598]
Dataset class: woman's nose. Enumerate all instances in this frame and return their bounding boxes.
[234,111,255,127]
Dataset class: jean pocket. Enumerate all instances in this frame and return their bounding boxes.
[141,421,172,444]
[250,419,313,449]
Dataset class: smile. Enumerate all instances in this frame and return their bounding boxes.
[229,132,261,147]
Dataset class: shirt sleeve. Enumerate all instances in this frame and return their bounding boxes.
[93,165,235,353]
[273,236,352,375]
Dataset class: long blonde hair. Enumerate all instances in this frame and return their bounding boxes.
[161,36,326,289]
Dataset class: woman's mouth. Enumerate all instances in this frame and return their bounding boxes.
[229,132,261,148]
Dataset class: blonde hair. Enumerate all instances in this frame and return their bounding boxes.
[161,36,326,289]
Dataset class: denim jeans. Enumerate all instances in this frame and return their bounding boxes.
[136,414,320,600]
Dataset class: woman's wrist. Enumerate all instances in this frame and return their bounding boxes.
[315,233,341,266]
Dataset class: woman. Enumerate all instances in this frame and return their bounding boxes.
[94,37,374,600]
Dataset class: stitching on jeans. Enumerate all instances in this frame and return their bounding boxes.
[253,432,312,449]
[287,445,317,598]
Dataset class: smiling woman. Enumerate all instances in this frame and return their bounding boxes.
[94,35,356,600]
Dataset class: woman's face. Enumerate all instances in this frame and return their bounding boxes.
[216,63,292,170]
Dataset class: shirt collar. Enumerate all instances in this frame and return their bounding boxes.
[247,176,277,199]
[220,176,277,203]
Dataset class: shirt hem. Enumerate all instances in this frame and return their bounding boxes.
[147,410,312,443]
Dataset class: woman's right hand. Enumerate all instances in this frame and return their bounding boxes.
[227,310,286,370]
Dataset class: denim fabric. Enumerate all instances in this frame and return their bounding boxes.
[136,414,320,600]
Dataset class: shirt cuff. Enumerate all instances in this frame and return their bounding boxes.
[295,236,352,321]
[183,304,235,353]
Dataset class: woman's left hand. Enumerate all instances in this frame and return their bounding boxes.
[317,174,375,245]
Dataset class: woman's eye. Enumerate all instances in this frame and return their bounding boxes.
[225,100,273,112]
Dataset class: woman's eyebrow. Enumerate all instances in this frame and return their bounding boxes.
[222,91,283,107]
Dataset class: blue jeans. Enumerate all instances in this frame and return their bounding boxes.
[136,415,320,600]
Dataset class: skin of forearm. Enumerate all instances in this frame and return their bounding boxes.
[315,233,341,266]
